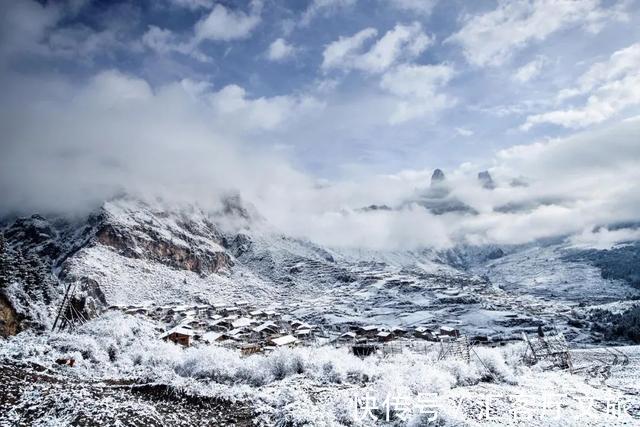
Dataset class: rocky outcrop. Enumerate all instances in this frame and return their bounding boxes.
[0,293,20,337]
[95,220,233,276]
[431,168,446,186]
[478,170,495,190]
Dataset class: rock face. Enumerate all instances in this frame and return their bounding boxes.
[0,294,20,337]
[478,170,495,190]
[431,168,446,186]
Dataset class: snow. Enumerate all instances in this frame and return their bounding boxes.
[1,313,639,425]
[270,335,298,347]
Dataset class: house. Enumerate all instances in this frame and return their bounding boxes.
[210,318,234,331]
[376,331,394,342]
[414,326,436,340]
[290,320,304,329]
[249,310,265,318]
[202,332,228,344]
[439,326,460,338]
[295,329,312,339]
[160,325,194,347]
[337,331,357,343]
[226,327,248,339]
[253,322,279,337]
[221,307,240,316]
[391,326,407,336]
[269,335,298,347]
[357,325,379,337]
[263,310,278,319]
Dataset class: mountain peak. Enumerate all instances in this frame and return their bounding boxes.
[478,170,495,190]
[431,168,446,186]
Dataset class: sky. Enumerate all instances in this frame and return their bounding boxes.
[1,0,640,249]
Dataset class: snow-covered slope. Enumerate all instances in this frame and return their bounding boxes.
[2,196,639,343]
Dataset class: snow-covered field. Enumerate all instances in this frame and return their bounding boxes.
[1,312,638,426]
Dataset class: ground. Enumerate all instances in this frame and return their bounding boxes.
[0,360,254,427]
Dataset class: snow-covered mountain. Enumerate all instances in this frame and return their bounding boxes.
[1,195,639,344]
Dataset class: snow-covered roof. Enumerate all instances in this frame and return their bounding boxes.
[253,322,278,333]
[160,325,194,339]
[377,331,391,337]
[227,327,246,336]
[340,332,356,338]
[202,332,225,343]
[270,335,298,346]
[232,317,254,328]
[360,325,378,331]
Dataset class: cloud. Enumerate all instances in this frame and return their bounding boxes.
[522,43,640,129]
[455,127,474,137]
[266,38,295,61]
[194,2,262,42]
[387,0,438,15]
[0,0,138,65]
[1,66,640,251]
[447,0,627,67]
[0,69,319,216]
[300,0,357,26]
[142,2,264,60]
[380,63,455,123]
[167,0,214,10]
[203,83,324,132]
[321,27,378,71]
[513,56,547,83]
[322,23,432,73]
[569,226,640,250]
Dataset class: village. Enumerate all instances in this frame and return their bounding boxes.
[107,300,472,357]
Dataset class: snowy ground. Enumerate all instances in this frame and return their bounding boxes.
[1,313,638,426]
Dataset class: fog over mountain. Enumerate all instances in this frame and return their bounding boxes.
[2,66,639,249]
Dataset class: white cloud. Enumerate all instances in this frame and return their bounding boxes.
[322,23,432,73]
[300,0,357,26]
[205,84,324,131]
[513,56,547,83]
[522,43,640,129]
[321,27,377,71]
[455,127,474,137]
[194,2,261,42]
[142,2,265,60]
[570,227,640,250]
[167,0,214,10]
[448,0,627,67]
[267,38,295,61]
[142,25,210,62]
[380,63,455,123]
[387,0,437,15]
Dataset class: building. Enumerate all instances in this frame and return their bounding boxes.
[376,331,394,342]
[357,325,379,338]
[253,322,279,337]
[160,325,194,347]
[439,326,460,338]
[269,334,298,347]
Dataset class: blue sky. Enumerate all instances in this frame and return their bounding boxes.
[2,0,640,179]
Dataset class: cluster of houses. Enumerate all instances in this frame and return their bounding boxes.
[336,324,461,345]
[109,302,478,356]
[108,301,322,353]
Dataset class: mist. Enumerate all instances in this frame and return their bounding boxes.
[2,67,639,250]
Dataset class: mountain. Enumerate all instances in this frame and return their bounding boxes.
[2,195,639,343]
